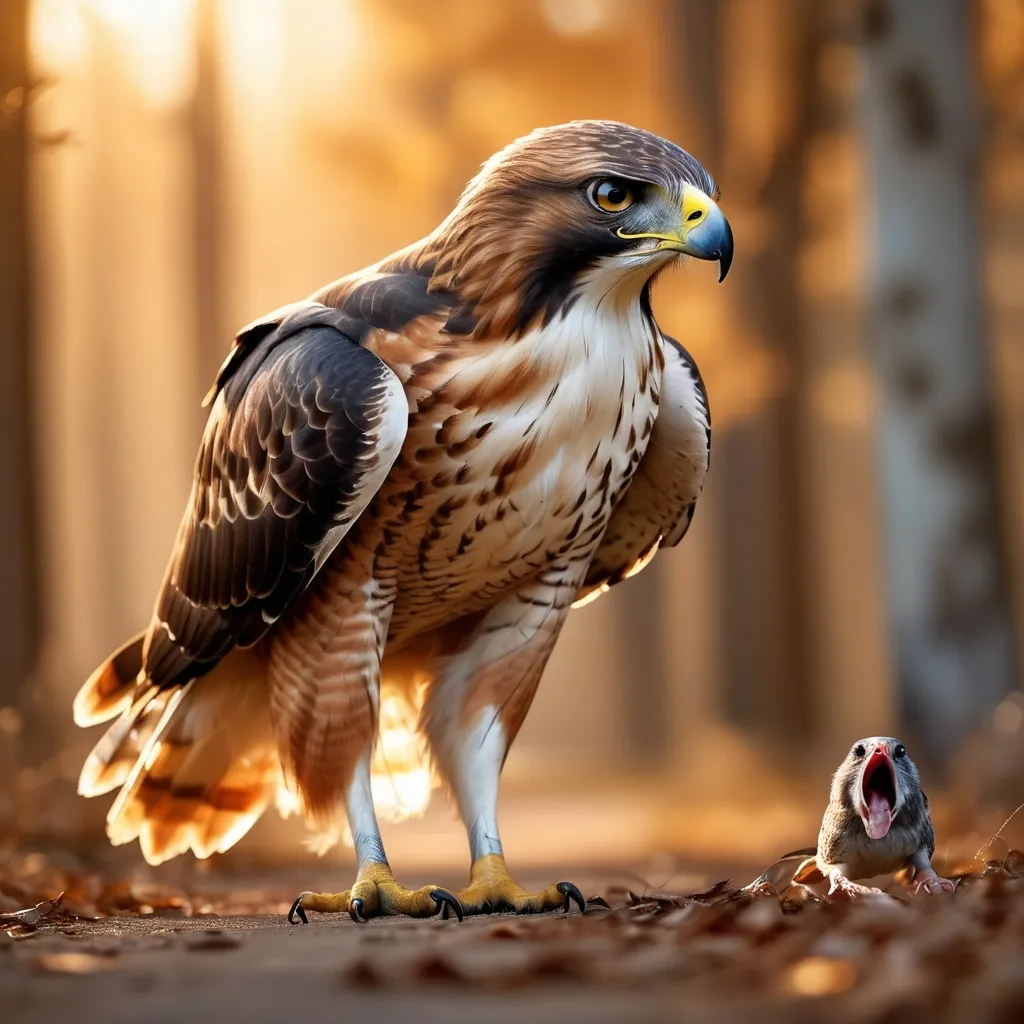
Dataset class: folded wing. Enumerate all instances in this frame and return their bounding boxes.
[143,302,409,691]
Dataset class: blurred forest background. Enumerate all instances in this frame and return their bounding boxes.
[0,0,1023,878]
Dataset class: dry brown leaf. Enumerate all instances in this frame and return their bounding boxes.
[1003,849,1024,877]
[524,952,585,981]
[781,955,856,997]
[99,881,192,916]
[0,892,64,935]
[689,879,733,902]
[187,929,241,951]
[343,958,383,989]
[484,922,528,941]
[33,951,119,974]
[410,954,464,984]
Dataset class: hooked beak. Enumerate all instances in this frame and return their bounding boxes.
[856,744,900,841]
[617,182,734,282]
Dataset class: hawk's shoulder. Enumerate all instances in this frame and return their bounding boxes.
[144,301,409,690]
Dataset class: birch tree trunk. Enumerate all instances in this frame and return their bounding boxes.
[861,0,1015,763]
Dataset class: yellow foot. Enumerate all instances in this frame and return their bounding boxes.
[287,862,463,924]
[452,853,586,917]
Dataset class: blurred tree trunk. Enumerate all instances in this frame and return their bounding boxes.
[0,0,38,823]
[860,0,1015,763]
[691,0,818,747]
[797,0,895,752]
[190,0,225,425]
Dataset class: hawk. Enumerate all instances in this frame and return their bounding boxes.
[74,121,731,922]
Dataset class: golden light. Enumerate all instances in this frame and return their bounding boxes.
[571,583,609,609]
[276,691,437,856]
[30,0,197,109]
[219,0,286,99]
[30,0,87,75]
[782,956,856,997]
[993,693,1024,735]
[541,0,613,36]
[93,0,196,109]
[368,692,436,827]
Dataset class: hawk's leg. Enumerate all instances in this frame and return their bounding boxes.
[287,758,463,924]
[422,571,586,917]
[273,563,462,924]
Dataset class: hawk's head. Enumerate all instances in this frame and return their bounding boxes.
[425,121,733,337]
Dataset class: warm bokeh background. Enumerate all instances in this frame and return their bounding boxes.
[1,0,1023,882]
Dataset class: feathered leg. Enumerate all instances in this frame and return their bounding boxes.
[422,570,586,916]
[274,562,460,924]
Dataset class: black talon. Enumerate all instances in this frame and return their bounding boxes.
[349,898,367,923]
[557,882,586,915]
[430,889,464,922]
[287,897,308,925]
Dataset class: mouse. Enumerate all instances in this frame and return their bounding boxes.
[793,736,955,898]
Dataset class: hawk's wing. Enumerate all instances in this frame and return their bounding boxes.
[142,302,409,690]
[575,335,710,607]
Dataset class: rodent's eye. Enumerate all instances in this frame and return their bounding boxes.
[588,179,635,213]
[853,743,866,758]
[894,744,907,759]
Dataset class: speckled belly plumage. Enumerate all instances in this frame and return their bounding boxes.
[334,323,663,649]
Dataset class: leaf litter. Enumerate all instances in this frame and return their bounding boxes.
[2,845,1024,1020]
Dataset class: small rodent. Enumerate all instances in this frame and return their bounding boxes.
[794,736,955,897]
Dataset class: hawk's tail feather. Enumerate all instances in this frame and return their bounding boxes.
[78,647,279,866]
[78,684,174,798]
[73,632,146,728]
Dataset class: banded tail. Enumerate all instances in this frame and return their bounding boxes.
[74,642,280,865]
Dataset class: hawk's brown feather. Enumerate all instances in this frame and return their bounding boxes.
[75,121,718,865]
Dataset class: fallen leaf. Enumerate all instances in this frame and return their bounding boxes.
[410,954,463,984]
[343,958,382,989]
[484,922,528,941]
[187,929,241,951]
[781,956,856,997]
[689,879,733,902]
[0,892,64,934]
[100,881,192,916]
[1004,849,1024,877]
[33,951,119,974]
[525,952,584,980]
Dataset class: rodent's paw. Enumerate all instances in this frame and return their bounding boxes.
[914,875,955,895]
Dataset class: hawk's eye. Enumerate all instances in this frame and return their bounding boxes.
[853,744,866,758]
[589,179,634,213]
[894,744,907,760]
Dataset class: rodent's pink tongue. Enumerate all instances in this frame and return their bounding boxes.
[864,791,893,839]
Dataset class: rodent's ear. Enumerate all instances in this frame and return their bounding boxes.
[793,858,824,885]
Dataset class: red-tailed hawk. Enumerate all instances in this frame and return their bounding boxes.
[74,121,731,922]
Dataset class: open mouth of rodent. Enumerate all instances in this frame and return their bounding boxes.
[860,750,897,840]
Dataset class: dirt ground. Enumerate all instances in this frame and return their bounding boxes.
[3,850,1024,1024]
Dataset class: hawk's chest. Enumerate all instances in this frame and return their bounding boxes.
[378,300,663,625]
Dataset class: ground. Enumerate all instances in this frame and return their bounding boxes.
[3,848,1024,1023]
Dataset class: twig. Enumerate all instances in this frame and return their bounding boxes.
[975,801,1024,862]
